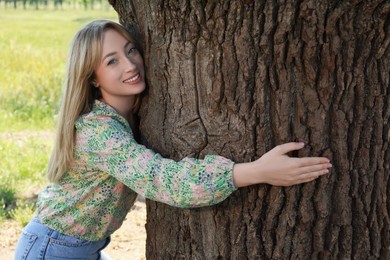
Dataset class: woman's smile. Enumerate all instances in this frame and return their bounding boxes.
[123,73,142,84]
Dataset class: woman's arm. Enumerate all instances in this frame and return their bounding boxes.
[78,108,331,208]
[78,112,236,208]
[232,142,332,187]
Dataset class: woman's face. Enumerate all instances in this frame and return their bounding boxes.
[94,28,145,105]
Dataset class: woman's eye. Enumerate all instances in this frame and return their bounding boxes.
[107,59,118,65]
[128,47,138,55]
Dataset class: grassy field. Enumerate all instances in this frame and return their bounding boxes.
[0,8,118,225]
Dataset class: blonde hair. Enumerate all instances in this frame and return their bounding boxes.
[47,20,141,183]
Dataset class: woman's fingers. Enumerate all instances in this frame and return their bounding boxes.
[298,168,330,183]
[273,143,331,166]
[295,160,332,173]
[273,142,305,155]
[296,157,331,167]
[284,158,332,185]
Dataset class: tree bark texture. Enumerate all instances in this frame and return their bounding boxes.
[109,0,390,259]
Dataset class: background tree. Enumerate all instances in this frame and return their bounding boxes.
[109,0,389,259]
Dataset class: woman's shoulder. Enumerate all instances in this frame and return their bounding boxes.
[74,101,135,151]
[76,100,128,129]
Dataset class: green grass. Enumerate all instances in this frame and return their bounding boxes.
[0,8,118,225]
[0,8,118,131]
[0,134,53,224]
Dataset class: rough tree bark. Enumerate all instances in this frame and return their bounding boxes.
[109,0,389,259]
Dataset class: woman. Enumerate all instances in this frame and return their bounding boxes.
[14,20,331,259]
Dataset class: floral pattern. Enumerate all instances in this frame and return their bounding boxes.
[37,100,237,241]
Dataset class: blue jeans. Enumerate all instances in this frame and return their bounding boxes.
[14,216,110,260]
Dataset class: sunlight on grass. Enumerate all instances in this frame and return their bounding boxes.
[0,132,53,183]
[9,203,37,227]
[0,134,52,191]
[0,134,52,223]
[0,8,118,131]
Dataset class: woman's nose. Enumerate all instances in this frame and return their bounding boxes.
[124,56,137,71]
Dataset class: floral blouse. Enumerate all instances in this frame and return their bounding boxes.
[37,100,237,241]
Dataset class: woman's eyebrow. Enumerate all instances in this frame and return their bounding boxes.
[102,51,116,61]
[124,41,133,49]
[102,41,132,62]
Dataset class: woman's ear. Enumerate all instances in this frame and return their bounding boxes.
[91,81,99,88]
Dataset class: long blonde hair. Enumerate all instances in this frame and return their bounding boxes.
[47,20,141,183]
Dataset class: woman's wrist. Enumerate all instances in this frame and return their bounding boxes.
[232,162,263,188]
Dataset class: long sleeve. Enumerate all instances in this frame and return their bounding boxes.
[75,102,237,208]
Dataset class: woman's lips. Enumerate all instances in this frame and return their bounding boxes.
[123,73,141,84]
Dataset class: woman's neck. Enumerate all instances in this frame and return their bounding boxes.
[100,96,135,122]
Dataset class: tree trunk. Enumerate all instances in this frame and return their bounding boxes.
[109,0,389,259]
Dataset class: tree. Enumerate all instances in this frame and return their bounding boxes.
[109,1,389,259]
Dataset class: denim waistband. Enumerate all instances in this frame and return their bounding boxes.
[27,215,61,239]
[16,216,110,259]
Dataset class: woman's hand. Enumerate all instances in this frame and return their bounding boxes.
[232,142,332,187]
